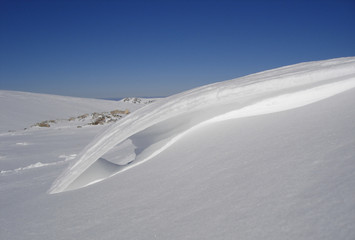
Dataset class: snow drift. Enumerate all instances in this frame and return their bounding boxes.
[49,57,355,194]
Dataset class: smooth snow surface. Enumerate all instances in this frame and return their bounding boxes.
[1,57,355,240]
[49,57,355,194]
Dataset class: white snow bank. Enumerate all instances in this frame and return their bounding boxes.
[101,78,355,179]
[207,78,355,123]
[49,57,355,194]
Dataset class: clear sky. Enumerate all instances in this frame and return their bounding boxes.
[1,0,355,98]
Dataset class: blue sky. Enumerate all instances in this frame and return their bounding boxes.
[1,0,354,98]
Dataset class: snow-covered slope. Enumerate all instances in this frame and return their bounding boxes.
[0,91,152,132]
[1,57,355,240]
[49,57,355,194]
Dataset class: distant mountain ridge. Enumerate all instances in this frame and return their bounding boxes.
[0,90,157,133]
[101,96,164,101]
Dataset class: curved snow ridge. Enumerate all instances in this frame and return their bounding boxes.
[49,57,355,194]
[207,78,355,123]
[100,78,355,177]
[0,154,77,176]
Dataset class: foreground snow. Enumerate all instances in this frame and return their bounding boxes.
[1,57,355,239]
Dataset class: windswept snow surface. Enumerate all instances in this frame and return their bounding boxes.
[49,57,355,194]
[1,57,355,240]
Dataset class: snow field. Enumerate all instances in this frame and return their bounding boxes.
[1,57,355,240]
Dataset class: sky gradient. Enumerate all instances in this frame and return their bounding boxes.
[1,0,355,98]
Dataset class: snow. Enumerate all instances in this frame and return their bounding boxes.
[1,57,355,240]
[49,57,355,194]
[0,90,152,132]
